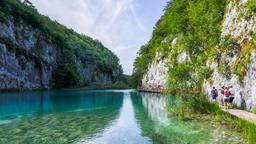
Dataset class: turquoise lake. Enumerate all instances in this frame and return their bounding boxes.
[0,89,245,144]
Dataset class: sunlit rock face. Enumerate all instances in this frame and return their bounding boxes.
[141,59,168,91]
[141,38,179,91]
[221,0,256,43]
[140,92,168,123]
[204,0,256,110]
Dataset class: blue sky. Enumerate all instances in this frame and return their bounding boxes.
[30,0,168,74]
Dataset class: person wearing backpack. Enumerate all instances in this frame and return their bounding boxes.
[228,85,235,108]
[223,88,231,109]
[210,87,218,100]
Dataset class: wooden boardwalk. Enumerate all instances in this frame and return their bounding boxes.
[137,89,164,93]
[223,108,256,125]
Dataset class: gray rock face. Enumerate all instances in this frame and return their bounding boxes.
[75,60,113,83]
[141,59,168,91]
[141,38,179,91]
[204,52,256,110]
[0,19,116,90]
[221,0,256,43]
[141,37,189,91]
[0,43,44,89]
[204,0,256,111]
[0,19,56,90]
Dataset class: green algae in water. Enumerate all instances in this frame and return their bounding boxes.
[0,90,247,144]
[132,92,246,144]
[0,108,120,144]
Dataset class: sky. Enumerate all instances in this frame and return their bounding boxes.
[29,0,168,75]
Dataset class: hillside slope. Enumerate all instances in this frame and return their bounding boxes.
[0,0,122,90]
[133,0,256,111]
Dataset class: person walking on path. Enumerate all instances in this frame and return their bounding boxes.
[219,86,225,106]
[224,87,231,109]
[210,87,218,100]
[228,85,235,108]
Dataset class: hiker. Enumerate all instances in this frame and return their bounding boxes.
[223,87,231,109]
[219,86,225,106]
[229,85,235,108]
[210,87,218,100]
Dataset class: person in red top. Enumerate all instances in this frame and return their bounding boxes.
[223,87,231,109]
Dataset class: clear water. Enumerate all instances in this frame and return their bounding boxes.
[0,89,245,144]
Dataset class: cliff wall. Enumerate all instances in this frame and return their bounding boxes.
[0,0,122,90]
[137,0,256,111]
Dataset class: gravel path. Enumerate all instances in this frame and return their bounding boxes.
[223,108,256,124]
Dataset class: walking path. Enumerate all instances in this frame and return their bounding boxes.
[138,88,164,93]
[222,108,256,125]
[138,88,256,125]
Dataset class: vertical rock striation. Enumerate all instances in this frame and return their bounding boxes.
[204,0,256,110]
[0,19,121,90]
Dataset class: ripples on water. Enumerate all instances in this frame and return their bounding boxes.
[0,89,246,144]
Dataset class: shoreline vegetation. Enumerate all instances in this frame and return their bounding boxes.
[0,81,132,93]
[165,92,256,144]
[137,88,256,143]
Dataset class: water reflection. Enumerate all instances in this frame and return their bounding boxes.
[140,92,168,123]
[79,92,151,144]
[0,90,123,119]
[131,92,245,144]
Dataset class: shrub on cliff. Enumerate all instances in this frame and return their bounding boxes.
[51,64,80,89]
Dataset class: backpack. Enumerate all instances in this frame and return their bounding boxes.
[224,91,230,97]
[211,89,217,99]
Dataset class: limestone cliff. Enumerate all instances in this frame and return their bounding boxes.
[204,0,256,110]
[141,59,168,91]
[135,0,256,111]
[0,0,122,90]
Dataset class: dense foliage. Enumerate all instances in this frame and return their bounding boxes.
[246,0,256,14]
[132,0,226,91]
[0,0,122,88]
[133,0,256,88]
[51,64,80,89]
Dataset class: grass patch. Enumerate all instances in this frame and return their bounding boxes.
[218,112,256,144]
[168,93,222,120]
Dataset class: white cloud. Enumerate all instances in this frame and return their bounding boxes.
[30,0,164,74]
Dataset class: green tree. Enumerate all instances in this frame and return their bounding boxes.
[51,64,80,89]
